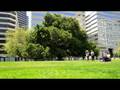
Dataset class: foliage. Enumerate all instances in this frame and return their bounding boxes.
[41,13,90,59]
[4,28,50,60]
[87,41,100,57]
[43,13,87,41]
[30,25,51,46]
[4,28,28,57]
[4,13,99,60]
[23,43,50,60]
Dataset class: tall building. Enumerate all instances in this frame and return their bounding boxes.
[75,11,85,29]
[31,11,76,27]
[0,11,18,54]
[17,11,28,28]
[85,11,120,51]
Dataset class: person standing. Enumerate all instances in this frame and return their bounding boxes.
[91,50,95,60]
[85,50,89,60]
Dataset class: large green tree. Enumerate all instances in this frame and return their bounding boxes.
[32,13,92,60]
[4,13,99,60]
[30,25,72,60]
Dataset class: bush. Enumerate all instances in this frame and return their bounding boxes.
[24,43,50,60]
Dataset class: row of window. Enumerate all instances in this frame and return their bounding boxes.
[0,29,7,32]
[0,40,5,43]
[0,24,15,28]
[0,35,5,38]
[98,12,120,20]
[86,25,98,32]
[0,11,16,15]
[85,17,97,26]
[0,19,16,24]
[85,14,97,22]
[86,21,97,29]
[0,13,16,20]
[99,26,120,31]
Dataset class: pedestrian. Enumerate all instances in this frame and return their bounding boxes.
[106,52,111,62]
[85,50,89,60]
[102,51,111,62]
[91,50,95,60]
[102,51,107,61]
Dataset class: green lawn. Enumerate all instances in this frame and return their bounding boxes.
[0,60,120,79]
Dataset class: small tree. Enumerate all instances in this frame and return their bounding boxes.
[4,28,28,57]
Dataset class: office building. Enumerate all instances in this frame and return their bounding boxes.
[85,11,120,51]
[17,11,28,28]
[75,11,85,29]
[0,11,18,54]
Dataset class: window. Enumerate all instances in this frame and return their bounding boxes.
[0,40,5,43]
[0,14,16,19]
[0,19,15,24]
[0,29,7,32]
[0,24,15,28]
[0,35,5,38]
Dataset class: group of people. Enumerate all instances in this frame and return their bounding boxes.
[85,50,111,62]
[101,51,111,62]
[85,50,95,60]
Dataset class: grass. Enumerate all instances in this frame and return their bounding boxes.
[0,60,120,79]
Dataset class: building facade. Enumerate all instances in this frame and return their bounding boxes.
[75,11,85,30]
[85,11,120,51]
[17,11,28,28]
[31,11,76,27]
[0,11,18,54]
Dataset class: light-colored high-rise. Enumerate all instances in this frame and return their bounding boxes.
[85,11,120,51]
[75,11,85,30]
[0,11,18,54]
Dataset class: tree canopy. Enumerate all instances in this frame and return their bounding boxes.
[4,13,99,60]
